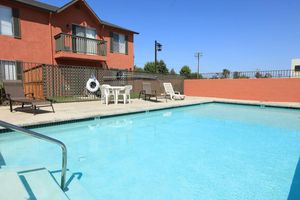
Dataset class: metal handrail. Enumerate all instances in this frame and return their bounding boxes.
[0,120,67,190]
[54,32,106,43]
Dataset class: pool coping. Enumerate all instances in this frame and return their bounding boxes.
[213,99,300,109]
[0,98,299,133]
[0,101,212,133]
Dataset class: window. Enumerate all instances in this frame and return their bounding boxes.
[0,60,22,81]
[0,5,13,36]
[110,32,128,54]
[0,5,21,38]
[295,65,300,72]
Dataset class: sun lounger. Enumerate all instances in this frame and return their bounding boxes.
[163,82,185,100]
[3,80,54,113]
[139,82,158,101]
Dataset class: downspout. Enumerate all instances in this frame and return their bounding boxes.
[49,12,54,65]
[101,24,108,69]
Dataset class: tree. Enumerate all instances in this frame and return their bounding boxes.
[179,65,191,77]
[255,71,263,78]
[221,69,231,79]
[144,60,169,74]
[233,71,249,79]
[264,73,272,78]
[144,62,156,73]
[133,65,144,72]
[170,68,176,75]
[189,72,203,79]
[157,60,169,74]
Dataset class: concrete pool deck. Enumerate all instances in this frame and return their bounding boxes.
[0,96,300,128]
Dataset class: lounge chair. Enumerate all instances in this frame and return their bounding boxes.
[3,80,54,113]
[139,82,158,101]
[163,82,185,100]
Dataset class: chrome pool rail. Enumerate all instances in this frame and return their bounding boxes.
[0,120,67,190]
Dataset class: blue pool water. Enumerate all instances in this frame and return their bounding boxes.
[1,103,300,199]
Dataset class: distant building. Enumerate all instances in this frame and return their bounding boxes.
[291,59,300,77]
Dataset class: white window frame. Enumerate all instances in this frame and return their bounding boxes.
[112,32,126,54]
[0,60,17,81]
[0,5,13,36]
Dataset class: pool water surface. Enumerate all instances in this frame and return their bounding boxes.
[1,103,300,199]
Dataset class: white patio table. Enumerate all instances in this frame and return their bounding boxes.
[108,86,126,104]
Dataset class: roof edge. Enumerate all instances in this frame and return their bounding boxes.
[58,0,139,34]
[101,20,139,34]
[56,0,79,13]
[13,0,59,12]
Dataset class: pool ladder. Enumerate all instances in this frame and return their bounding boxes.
[0,120,67,190]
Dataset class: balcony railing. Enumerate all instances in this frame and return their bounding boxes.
[55,33,107,56]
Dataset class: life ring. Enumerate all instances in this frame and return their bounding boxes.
[86,78,100,93]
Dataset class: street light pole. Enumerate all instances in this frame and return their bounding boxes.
[195,52,203,78]
[155,40,157,73]
[154,40,162,73]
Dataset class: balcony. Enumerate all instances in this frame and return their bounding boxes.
[54,33,107,61]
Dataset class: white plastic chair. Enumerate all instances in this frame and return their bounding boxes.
[163,83,185,100]
[118,85,132,104]
[100,84,115,105]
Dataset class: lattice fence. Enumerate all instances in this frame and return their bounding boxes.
[19,63,184,103]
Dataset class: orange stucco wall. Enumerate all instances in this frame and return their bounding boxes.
[0,0,135,69]
[0,0,53,64]
[103,27,134,70]
[51,1,135,70]
[184,78,300,102]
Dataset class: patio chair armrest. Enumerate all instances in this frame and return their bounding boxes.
[174,91,181,95]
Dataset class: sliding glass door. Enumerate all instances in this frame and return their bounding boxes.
[72,25,97,55]
[85,28,97,54]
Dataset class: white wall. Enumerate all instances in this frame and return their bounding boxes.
[291,59,300,77]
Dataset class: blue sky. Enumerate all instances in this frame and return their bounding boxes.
[43,0,300,73]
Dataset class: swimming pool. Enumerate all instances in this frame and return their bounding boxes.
[1,103,300,199]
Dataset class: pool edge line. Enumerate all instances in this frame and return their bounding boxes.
[0,100,299,133]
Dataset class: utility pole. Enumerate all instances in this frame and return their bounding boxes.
[195,52,203,78]
[154,40,162,73]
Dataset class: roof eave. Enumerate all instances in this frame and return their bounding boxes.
[101,21,139,34]
[13,0,58,12]
[56,0,102,25]
[104,26,139,35]
[56,0,79,13]
[58,0,139,34]
[14,0,139,34]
